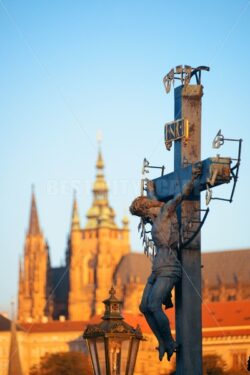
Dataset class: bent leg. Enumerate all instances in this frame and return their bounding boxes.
[139,275,165,358]
[152,309,174,347]
[147,277,179,358]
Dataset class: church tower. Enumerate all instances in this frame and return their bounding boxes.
[68,148,130,320]
[18,189,51,322]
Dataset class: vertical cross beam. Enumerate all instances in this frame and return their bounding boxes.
[174,84,203,375]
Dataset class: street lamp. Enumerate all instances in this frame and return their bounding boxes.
[83,286,143,375]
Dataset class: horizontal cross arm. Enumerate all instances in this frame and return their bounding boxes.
[150,157,231,202]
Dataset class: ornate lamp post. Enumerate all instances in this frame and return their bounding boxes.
[83,287,143,375]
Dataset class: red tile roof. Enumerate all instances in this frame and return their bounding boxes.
[20,320,87,333]
[201,300,250,328]
[20,300,250,339]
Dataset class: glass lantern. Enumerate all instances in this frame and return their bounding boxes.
[83,287,143,375]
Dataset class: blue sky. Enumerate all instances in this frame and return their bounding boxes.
[0,0,250,313]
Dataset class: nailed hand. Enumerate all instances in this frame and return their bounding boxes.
[146,180,155,192]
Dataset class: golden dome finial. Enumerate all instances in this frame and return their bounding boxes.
[96,131,104,170]
[96,150,104,170]
[85,143,117,230]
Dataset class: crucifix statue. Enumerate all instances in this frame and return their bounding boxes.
[130,65,242,374]
[130,165,202,361]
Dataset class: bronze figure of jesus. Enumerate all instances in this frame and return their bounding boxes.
[130,166,201,361]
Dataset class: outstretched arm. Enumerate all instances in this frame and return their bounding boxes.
[161,163,202,217]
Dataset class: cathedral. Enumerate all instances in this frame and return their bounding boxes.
[18,148,140,322]
[17,149,250,324]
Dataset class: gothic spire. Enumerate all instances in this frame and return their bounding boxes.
[71,191,80,231]
[18,257,23,288]
[28,186,41,236]
[19,256,22,277]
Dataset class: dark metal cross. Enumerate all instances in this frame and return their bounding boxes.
[143,66,241,375]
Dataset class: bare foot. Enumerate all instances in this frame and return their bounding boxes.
[166,342,179,362]
[155,345,165,361]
